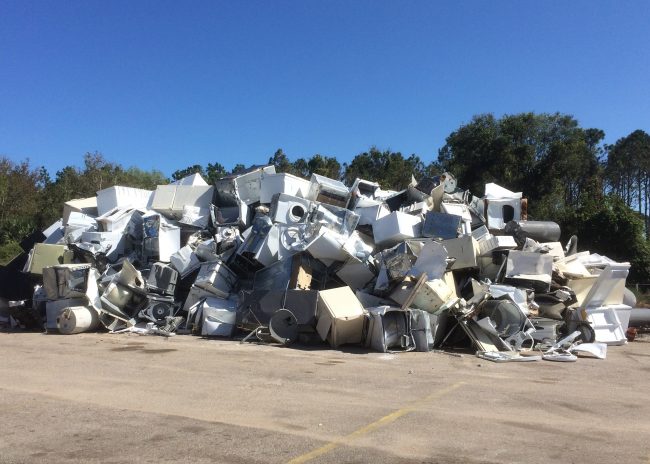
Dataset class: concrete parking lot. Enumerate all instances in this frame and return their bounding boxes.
[1,331,649,464]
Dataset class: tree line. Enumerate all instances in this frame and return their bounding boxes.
[1,112,649,282]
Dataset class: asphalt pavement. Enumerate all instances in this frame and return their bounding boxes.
[1,331,649,464]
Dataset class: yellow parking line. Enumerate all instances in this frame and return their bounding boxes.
[286,381,466,464]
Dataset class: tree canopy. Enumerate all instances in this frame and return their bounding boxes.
[438,113,604,218]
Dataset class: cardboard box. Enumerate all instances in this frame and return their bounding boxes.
[316,286,366,348]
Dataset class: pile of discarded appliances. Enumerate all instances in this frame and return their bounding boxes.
[0,166,638,362]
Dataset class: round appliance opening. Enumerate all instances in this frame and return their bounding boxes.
[290,204,305,221]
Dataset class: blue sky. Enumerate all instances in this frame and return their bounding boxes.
[1,0,649,178]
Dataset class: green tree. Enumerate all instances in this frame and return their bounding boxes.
[268,148,293,173]
[205,162,228,184]
[307,154,341,180]
[605,130,650,237]
[0,157,42,243]
[120,166,168,190]
[343,147,425,190]
[290,158,310,178]
[561,195,650,283]
[38,152,168,225]
[231,164,247,175]
[438,113,604,218]
[171,164,205,182]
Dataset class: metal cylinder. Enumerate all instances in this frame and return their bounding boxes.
[630,308,650,328]
[57,306,100,334]
[504,220,561,244]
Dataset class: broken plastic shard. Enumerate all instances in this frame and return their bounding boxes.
[476,351,541,362]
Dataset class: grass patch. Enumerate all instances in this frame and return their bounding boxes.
[0,241,22,266]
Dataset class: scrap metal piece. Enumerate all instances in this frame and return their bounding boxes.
[147,263,178,295]
[238,289,319,333]
[43,264,92,300]
[260,172,310,204]
[440,202,472,235]
[253,253,327,291]
[400,273,428,311]
[57,306,100,334]
[269,309,299,345]
[24,243,74,275]
[422,212,462,240]
[504,250,553,292]
[80,231,124,262]
[232,216,279,271]
[141,213,181,263]
[46,298,88,330]
[200,296,238,337]
[355,203,390,227]
[542,352,577,362]
[270,194,313,225]
[138,295,176,323]
[373,212,422,248]
[194,260,238,298]
[569,342,607,359]
[390,276,453,313]
[316,286,366,348]
[504,220,561,246]
[336,257,375,291]
[307,173,351,208]
[216,165,276,206]
[170,245,201,278]
[458,318,512,352]
[96,186,153,216]
[365,306,414,353]
[411,241,448,280]
[410,308,439,352]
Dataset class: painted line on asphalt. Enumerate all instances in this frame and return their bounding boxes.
[286,381,466,464]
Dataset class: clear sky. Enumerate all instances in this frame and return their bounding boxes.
[1,0,649,178]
